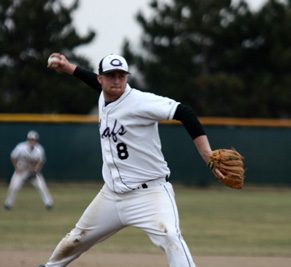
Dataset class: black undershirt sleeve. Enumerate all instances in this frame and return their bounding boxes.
[73,66,102,93]
[173,104,206,140]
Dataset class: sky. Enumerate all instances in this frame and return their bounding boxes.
[63,0,268,71]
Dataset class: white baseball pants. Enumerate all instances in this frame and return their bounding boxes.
[4,170,53,208]
[45,181,196,267]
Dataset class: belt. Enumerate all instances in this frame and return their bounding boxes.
[137,175,169,189]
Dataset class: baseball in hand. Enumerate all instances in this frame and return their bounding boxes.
[48,56,60,68]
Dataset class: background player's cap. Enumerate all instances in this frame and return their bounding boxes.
[98,54,130,75]
[27,130,39,140]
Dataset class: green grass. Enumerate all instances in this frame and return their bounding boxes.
[0,183,290,256]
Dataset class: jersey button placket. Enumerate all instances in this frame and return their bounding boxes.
[103,112,120,184]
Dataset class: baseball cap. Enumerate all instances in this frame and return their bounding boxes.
[98,54,129,74]
[27,130,39,140]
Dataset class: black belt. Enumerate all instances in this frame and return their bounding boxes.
[141,175,169,189]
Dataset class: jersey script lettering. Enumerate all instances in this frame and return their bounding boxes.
[101,119,127,142]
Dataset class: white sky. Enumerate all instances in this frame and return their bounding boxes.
[63,0,267,70]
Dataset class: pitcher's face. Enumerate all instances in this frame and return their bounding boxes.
[97,71,128,102]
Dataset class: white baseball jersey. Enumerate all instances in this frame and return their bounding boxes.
[98,84,179,193]
[11,141,45,171]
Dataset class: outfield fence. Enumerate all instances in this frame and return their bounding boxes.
[0,114,290,186]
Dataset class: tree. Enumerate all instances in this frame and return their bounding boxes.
[0,0,97,113]
[123,0,291,118]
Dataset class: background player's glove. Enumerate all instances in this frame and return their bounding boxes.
[208,148,245,189]
[28,171,39,180]
[30,170,38,177]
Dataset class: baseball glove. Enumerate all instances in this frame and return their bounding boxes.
[208,148,245,189]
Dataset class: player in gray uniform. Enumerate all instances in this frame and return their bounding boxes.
[38,53,224,267]
[4,130,53,210]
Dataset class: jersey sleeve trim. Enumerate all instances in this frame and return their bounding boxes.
[168,102,180,120]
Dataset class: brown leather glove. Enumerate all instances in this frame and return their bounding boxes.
[208,148,245,189]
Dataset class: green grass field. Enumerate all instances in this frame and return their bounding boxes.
[0,182,290,257]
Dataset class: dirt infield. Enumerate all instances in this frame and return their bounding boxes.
[1,250,291,267]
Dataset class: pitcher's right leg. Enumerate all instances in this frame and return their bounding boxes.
[44,185,124,267]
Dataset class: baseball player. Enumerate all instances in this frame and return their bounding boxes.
[38,53,224,267]
[4,130,53,210]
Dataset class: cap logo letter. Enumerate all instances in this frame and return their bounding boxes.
[110,59,122,67]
